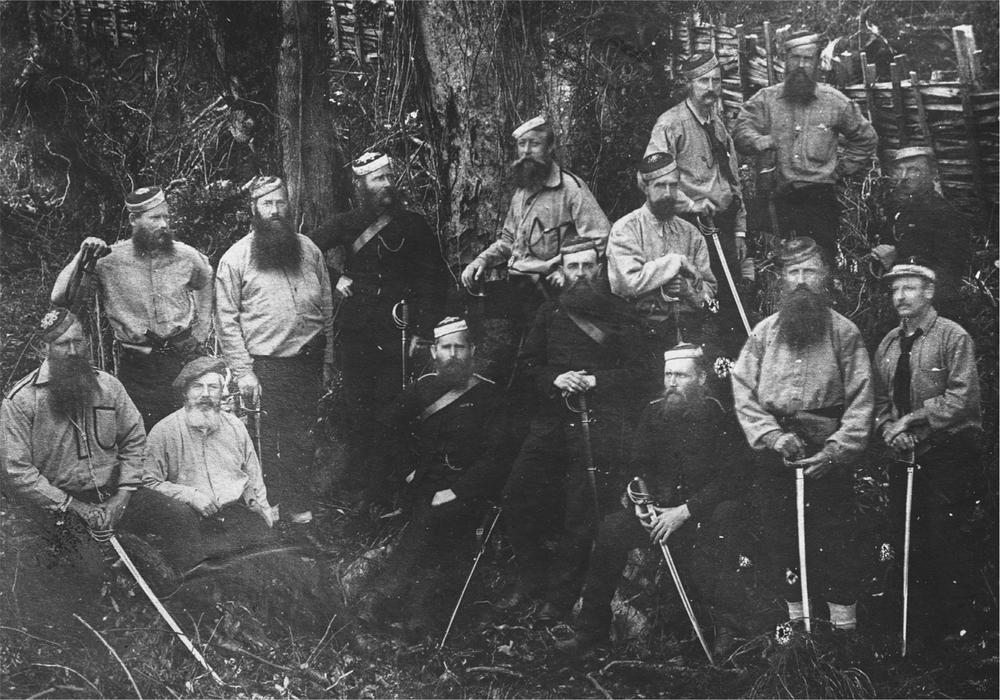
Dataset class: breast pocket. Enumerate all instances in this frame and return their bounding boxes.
[804,122,836,164]
[92,407,118,451]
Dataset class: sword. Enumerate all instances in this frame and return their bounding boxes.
[392,299,410,389]
[697,215,752,336]
[567,392,600,517]
[901,451,918,657]
[627,477,714,665]
[108,535,224,685]
[795,467,812,633]
[439,506,502,649]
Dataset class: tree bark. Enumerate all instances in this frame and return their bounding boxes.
[412,0,514,271]
[277,0,350,230]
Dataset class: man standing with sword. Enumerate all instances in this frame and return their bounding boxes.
[874,259,983,651]
[499,234,645,624]
[556,344,753,659]
[731,237,873,634]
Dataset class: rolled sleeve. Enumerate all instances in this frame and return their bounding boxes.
[836,100,878,176]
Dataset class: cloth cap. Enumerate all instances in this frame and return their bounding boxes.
[663,342,704,364]
[125,186,166,214]
[512,115,548,139]
[785,30,822,51]
[681,52,721,81]
[890,146,936,163]
[883,257,937,283]
[434,317,469,341]
[639,152,677,182]
[560,225,600,257]
[778,237,822,267]
[352,152,391,177]
[38,307,79,343]
[246,176,285,200]
[172,356,228,392]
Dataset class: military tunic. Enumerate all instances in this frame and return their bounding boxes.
[501,290,647,609]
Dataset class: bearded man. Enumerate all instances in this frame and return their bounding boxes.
[870,147,973,322]
[461,116,610,329]
[499,235,646,624]
[1,309,149,580]
[361,317,506,639]
[142,357,274,567]
[733,31,877,261]
[310,152,447,497]
[607,152,717,361]
[731,237,874,633]
[215,176,335,524]
[557,344,753,656]
[51,186,213,429]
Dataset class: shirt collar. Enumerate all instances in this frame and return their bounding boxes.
[900,307,938,336]
[685,98,713,126]
[542,162,563,190]
[35,361,52,386]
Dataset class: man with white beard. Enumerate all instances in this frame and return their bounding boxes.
[215,176,335,524]
[51,186,213,429]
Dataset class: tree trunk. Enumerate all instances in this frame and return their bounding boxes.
[277,0,350,230]
[412,0,514,272]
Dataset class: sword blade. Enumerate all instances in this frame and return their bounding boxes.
[902,464,915,656]
[796,468,812,633]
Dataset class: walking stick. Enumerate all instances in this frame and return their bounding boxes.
[567,391,600,517]
[392,299,410,389]
[108,535,224,685]
[795,467,812,633]
[697,215,752,336]
[901,450,918,657]
[627,477,714,665]
[439,506,502,649]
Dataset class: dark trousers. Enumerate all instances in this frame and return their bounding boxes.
[338,329,405,491]
[775,184,839,262]
[756,460,862,606]
[501,414,626,610]
[887,430,984,639]
[117,348,187,431]
[576,503,750,638]
[375,485,486,623]
[253,353,322,513]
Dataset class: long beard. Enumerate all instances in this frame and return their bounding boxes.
[511,157,551,190]
[251,212,302,271]
[648,197,676,221]
[436,358,473,386]
[48,355,99,418]
[132,227,175,256]
[784,67,817,104]
[659,389,694,418]
[184,400,222,432]
[777,284,832,350]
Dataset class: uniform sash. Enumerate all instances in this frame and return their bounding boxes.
[565,309,608,345]
[418,375,482,421]
[350,214,392,255]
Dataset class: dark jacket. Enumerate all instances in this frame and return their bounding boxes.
[630,395,750,522]
[518,286,646,427]
[377,373,506,502]
[311,207,448,338]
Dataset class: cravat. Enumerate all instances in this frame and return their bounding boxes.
[697,118,738,187]
[892,329,923,415]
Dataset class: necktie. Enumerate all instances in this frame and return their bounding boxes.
[697,118,738,187]
[892,329,923,415]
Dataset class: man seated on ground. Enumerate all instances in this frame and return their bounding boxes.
[556,344,753,657]
[1,308,147,581]
[142,356,275,568]
[361,317,506,640]
[135,356,354,637]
